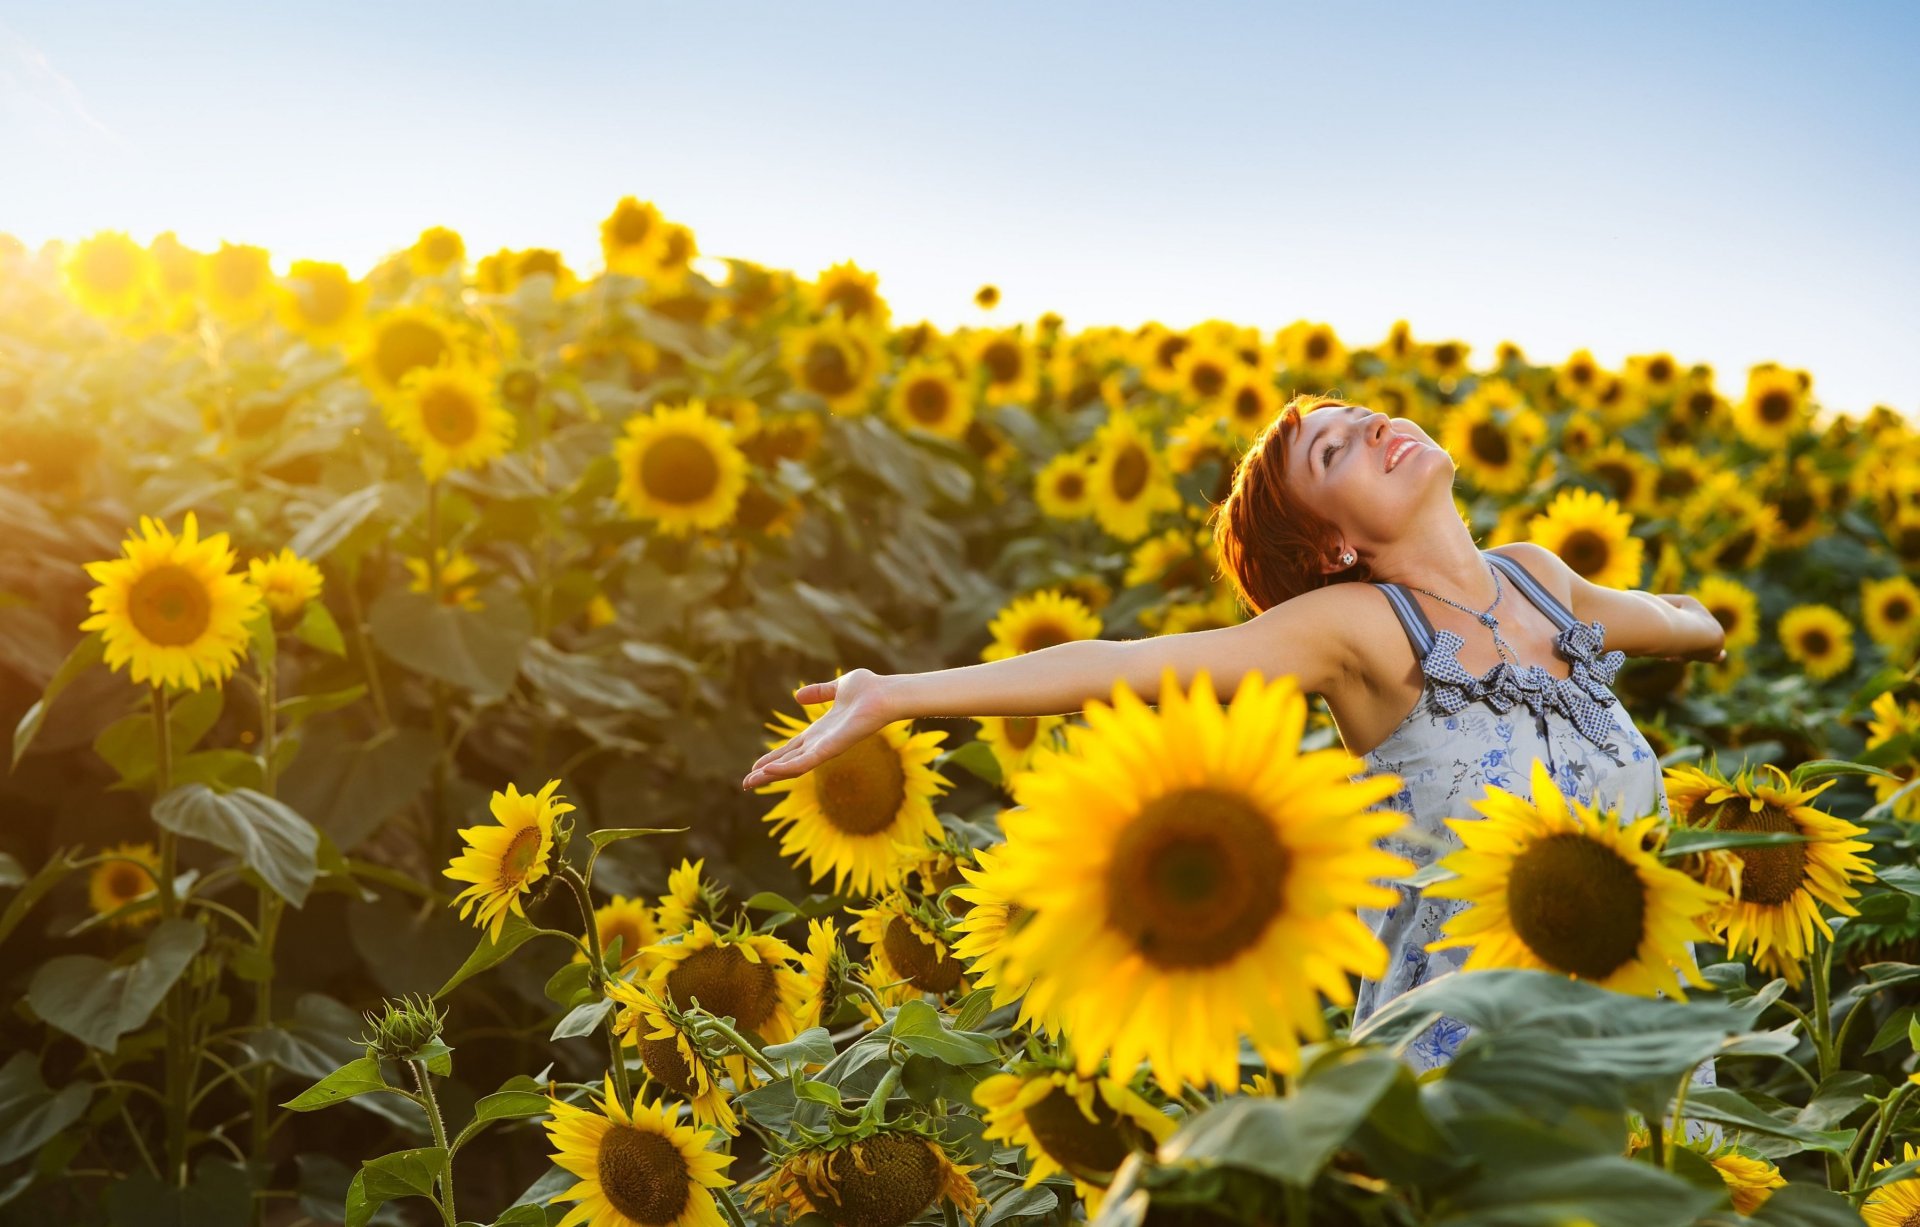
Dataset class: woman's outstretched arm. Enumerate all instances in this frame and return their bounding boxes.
[740,583,1360,790]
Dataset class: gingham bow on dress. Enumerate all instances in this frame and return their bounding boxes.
[1421,617,1627,749]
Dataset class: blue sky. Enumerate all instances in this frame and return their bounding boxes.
[3,1,1915,416]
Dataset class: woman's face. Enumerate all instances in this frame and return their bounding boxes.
[1285,404,1452,561]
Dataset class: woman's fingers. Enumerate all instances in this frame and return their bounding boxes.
[794,678,836,703]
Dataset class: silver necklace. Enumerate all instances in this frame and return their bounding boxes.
[1406,560,1521,669]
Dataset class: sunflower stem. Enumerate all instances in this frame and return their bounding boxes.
[715,1186,755,1227]
[559,866,635,1114]
[1284,1181,1309,1227]
[862,1063,903,1127]
[1811,932,1836,1079]
[696,1016,785,1084]
[425,477,452,869]
[250,651,285,1224]
[409,1059,457,1226]
[1849,1082,1915,1199]
[1664,1067,1694,1169]
[153,683,192,1186]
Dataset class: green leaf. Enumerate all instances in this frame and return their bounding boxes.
[794,1079,844,1109]
[888,999,999,1066]
[12,630,103,770]
[275,684,367,729]
[350,1146,447,1227]
[763,1027,837,1068]
[587,826,689,849]
[1432,1116,1721,1225]
[247,610,276,675]
[1160,1052,1401,1186]
[281,1056,391,1112]
[152,784,320,906]
[368,587,533,701]
[544,960,594,1007]
[102,1156,252,1227]
[551,999,614,1041]
[1678,1087,1855,1156]
[94,685,226,788]
[471,1090,550,1125]
[935,740,1004,788]
[1790,758,1899,786]
[1876,864,1920,898]
[0,1051,91,1164]
[1657,827,1813,857]
[1740,1180,1875,1225]
[0,846,86,949]
[438,912,568,998]
[287,484,383,561]
[278,723,438,852]
[296,600,347,657]
[521,640,673,717]
[27,918,206,1050]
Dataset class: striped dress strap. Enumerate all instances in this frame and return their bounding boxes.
[1484,550,1580,632]
[1372,582,1439,660]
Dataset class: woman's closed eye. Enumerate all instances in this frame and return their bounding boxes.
[1322,439,1342,469]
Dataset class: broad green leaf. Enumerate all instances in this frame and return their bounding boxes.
[349,1146,447,1227]
[544,960,594,1007]
[0,1052,91,1164]
[296,600,347,656]
[1790,758,1898,786]
[281,1056,391,1112]
[275,684,367,728]
[102,1156,252,1227]
[0,846,86,949]
[1657,828,1813,857]
[368,587,533,701]
[936,740,1004,788]
[1432,1116,1721,1225]
[152,784,320,906]
[889,999,998,1066]
[279,722,438,852]
[587,826,689,849]
[551,999,614,1041]
[521,640,672,717]
[11,630,103,770]
[438,912,567,998]
[93,684,225,788]
[287,484,383,561]
[1875,864,1920,898]
[471,1090,550,1125]
[1678,1087,1854,1156]
[1160,1052,1401,1186]
[794,1079,844,1109]
[1740,1180,1875,1225]
[27,918,205,1050]
[763,1027,837,1067]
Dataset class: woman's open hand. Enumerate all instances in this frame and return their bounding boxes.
[1651,594,1727,663]
[742,668,896,791]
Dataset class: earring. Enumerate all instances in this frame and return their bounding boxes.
[1341,551,1355,566]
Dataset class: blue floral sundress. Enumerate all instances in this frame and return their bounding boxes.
[1347,549,1720,1143]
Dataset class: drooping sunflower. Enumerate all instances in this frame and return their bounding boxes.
[643,919,809,1047]
[1526,486,1645,590]
[781,317,882,415]
[545,1073,735,1227]
[276,260,366,348]
[1865,1141,1920,1227]
[1664,761,1875,969]
[80,511,264,692]
[656,858,719,937]
[1863,576,1920,659]
[1422,757,1726,997]
[88,842,162,929]
[979,588,1103,663]
[792,917,848,1034]
[1438,398,1546,494]
[1033,451,1097,520]
[750,1123,983,1227]
[405,548,484,610]
[1623,1120,1786,1214]
[385,361,516,482]
[577,895,665,976]
[613,401,750,538]
[973,284,999,310]
[408,226,467,277]
[1086,410,1182,543]
[886,359,973,441]
[607,979,739,1135]
[247,547,324,620]
[1865,691,1920,823]
[1690,575,1762,654]
[972,1064,1177,1218]
[359,306,462,403]
[849,890,969,1000]
[1776,603,1855,682]
[810,259,891,331]
[754,678,951,896]
[62,231,152,318]
[199,241,274,323]
[947,842,1047,1021]
[993,666,1412,1092]
[1731,364,1809,450]
[971,713,1066,791]
[601,196,669,276]
[444,779,573,942]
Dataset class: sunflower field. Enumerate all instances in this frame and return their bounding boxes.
[3,202,1920,1227]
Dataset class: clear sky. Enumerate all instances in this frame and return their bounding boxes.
[3,1,1915,417]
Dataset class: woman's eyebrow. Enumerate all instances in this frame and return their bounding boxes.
[1308,405,1365,476]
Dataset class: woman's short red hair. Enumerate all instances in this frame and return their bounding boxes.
[1208,391,1374,615]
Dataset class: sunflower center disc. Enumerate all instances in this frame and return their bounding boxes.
[907,380,950,423]
[613,207,654,247]
[499,827,543,886]
[1802,630,1831,655]
[1104,788,1287,970]
[666,944,778,1035]
[1189,363,1225,398]
[1505,832,1647,980]
[813,1134,944,1227]
[1110,445,1149,500]
[128,564,214,646]
[805,342,857,397]
[882,916,962,993]
[1716,803,1808,906]
[1469,420,1510,465]
[420,385,479,446]
[109,866,149,901]
[374,319,450,388]
[596,1122,692,1227]
[1559,529,1610,579]
[984,343,1021,383]
[638,1035,699,1098]
[813,735,908,837]
[1018,620,1074,654]
[640,434,721,505]
[1022,1085,1132,1180]
[1003,717,1038,751]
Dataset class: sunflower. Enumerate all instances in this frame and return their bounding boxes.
[1170,338,1239,408]
[1146,589,1245,637]
[613,400,750,538]
[750,1124,983,1227]
[1580,440,1659,516]
[276,260,365,347]
[1757,455,1832,550]
[80,512,264,692]
[1222,374,1281,441]
[62,231,152,318]
[602,197,668,276]
[1034,452,1097,520]
[200,241,273,323]
[993,666,1410,1092]
[1862,575,1920,659]
[444,779,573,942]
[359,307,462,403]
[947,842,1047,1019]
[607,979,739,1135]
[1124,526,1217,597]
[577,895,665,976]
[1731,364,1809,450]
[754,685,951,897]
[810,260,891,331]
[408,226,467,277]
[885,359,973,441]
[1526,486,1645,590]
[147,232,203,324]
[793,917,849,1034]
[974,284,999,310]
[1559,410,1604,458]
[1679,475,1782,574]
[405,548,484,610]
[1554,348,1607,410]
[88,842,162,929]
[972,1064,1177,1218]
[1422,758,1725,997]
[656,858,717,937]
[980,588,1102,663]
[1664,761,1875,969]
[476,247,579,296]
[971,713,1066,791]
[1086,410,1181,543]
[1866,1141,1920,1227]
[781,317,882,415]
[1438,398,1546,494]
[643,919,809,1047]
[1777,603,1855,682]
[1648,444,1717,510]
[1276,321,1347,386]
[247,547,324,620]
[1690,575,1762,654]
[1623,1120,1785,1214]
[385,361,516,482]
[1865,691,1920,822]
[545,1073,734,1227]
[849,890,969,1000]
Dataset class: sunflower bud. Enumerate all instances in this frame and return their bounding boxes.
[359,993,447,1062]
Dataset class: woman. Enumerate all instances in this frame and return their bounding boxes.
[738,393,1727,1133]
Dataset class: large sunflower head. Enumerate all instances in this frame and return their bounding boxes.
[1525,486,1644,590]
[545,1073,735,1227]
[750,1123,983,1227]
[1866,1141,1920,1227]
[384,361,516,482]
[359,306,463,402]
[886,359,974,441]
[993,666,1412,1092]
[1776,603,1856,682]
[612,400,750,537]
[199,241,274,323]
[601,197,668,276]
[408,226,467,277]
[810,259,891,330]
[643,919,808,1047]
[246,547,324,620]
[1862,575,1920,659]
[62,231,153,319]
[276,259,366,347]
[443,779,574,942]
[80,511,264,692]
[577,894,665,977]
[972,1062,1176,1217]
[980,588,1103,663]
[1423,758,1727,997]
[849,889,969,1000]
[1087,410,1181,543]
[1663,760,1875,968]
[780,317,882,415]
[655,858,724,938]
[89,842,162,929]
[753,676,952,897]
[606,979,739,1135]
[793,916,851,1035]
